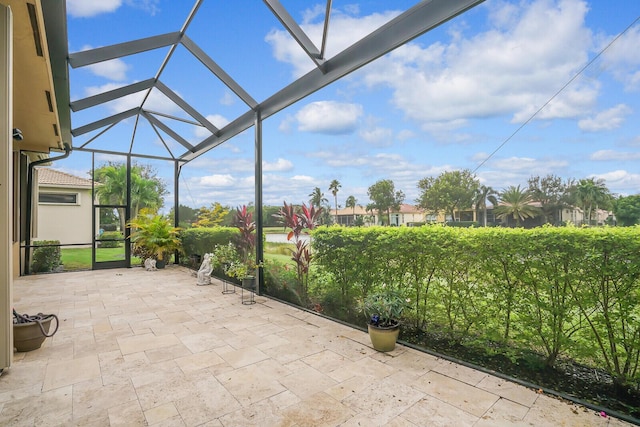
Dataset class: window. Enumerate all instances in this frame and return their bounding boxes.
[39,192,78,204]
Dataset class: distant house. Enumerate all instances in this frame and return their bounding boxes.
[333,204,427,226]
[36,168,94,245]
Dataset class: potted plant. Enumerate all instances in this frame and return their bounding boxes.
[227,205,258,288]
[127,210,182,268]
[362,287,410,352]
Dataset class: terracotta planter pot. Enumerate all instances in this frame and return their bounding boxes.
[13,316,56,352]
[367,323,400,352]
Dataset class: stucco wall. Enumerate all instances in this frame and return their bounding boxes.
[36,187,93,245]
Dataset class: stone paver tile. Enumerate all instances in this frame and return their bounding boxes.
[0,360,47,394]
[178,331,227,353]
[474,397,531,426]
[116,332,181,355]
[341,376,425,423]
[324,375,377,402]
[108,400,146,426]
[476,375,538,407]
[380,347,441,375]
[432,359,488,386]
[523,394,611,427]
[342,413,418,426]
[145,343,192,363]
[400,395,479,427]
[133,371,195,410]
[255,334,290,351]
[215,345,269,369]
[281,392,354,427]
[144,402,180,425]
[216,390,299,426]
[412,371,499,418]
[301,349,347,374]
[0,385,73,427]
[42,354,101,391]
[175,350,225,373]
[328,355,396,383]
[72,378,138,419]
[279,365,338,399]
[217,361,287,406]
[174,373,242,426]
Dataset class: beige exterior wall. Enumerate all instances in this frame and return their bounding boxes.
[36,186,93,244]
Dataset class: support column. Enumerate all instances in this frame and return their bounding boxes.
[254,110,263,295]
[0,4,14,370]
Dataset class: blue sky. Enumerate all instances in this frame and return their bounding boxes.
[56,0,640,212]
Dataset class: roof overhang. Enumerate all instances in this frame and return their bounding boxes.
[3,0,70,155]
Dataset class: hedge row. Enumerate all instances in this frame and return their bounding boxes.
[180,227,238,259]
[311,225,640,386]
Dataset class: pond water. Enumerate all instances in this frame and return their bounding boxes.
[265,233,310,244]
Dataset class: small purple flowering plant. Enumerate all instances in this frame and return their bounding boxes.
[362,287,411,328]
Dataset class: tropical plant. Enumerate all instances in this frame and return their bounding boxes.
[494,185,541,227]
[273,201,322,303]
[572,178,612,225]
[367,179,405,225]
[345,195,357,214]
[229,205,257,278]
[308,187,328,210]
[362,287,411,328]
[474,185,498,227]
[193,202,230,228]
[94,162,166,231]
[527,174,573,225]
[329,179,341,217]
[127,210,182,263]
[417,169,479,222]
[613,194,640,226]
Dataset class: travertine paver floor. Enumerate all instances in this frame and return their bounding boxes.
[0,266,635,426]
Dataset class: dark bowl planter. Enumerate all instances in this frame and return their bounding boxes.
[13,316,57,352]
[156,259,166,269]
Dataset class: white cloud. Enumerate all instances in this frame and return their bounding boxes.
[194,114,230,138]
[220,91,236,106]
[87,59,130,82]
[67,0,122,18]
[360,0,597,131]
[593,170,640,195]
[590,149,640,161]
[578,104,632,132]
[359,127,393,146]
[601,25,640,91]
[266,8,401,77]
[263,158,293,172]
[83,84,181,116]
[295,101,363,134]
[199,174,235,187]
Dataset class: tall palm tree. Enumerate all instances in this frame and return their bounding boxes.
[345,195,357,214]
[573,178,611,225]
[308,187,328,210]
[474,185,498,227]
[494,185,541,227]
[329,179,341,217]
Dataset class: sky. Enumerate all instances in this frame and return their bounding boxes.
[55,0,640,213]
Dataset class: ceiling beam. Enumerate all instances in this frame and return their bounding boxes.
[141,110,195,152]
[68,32,181,68]
[155,80,219,134]
[72,107,140,137]
[70,78,156,112]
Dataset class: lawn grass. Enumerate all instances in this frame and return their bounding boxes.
[61,247,141,270]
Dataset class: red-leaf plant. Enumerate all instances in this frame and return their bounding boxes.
[274,202,322,303]
[232,205,256,275]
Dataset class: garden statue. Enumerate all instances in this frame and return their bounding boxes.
[144,258,157,271]
[196,253,214,285]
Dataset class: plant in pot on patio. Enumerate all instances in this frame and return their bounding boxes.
[127,210,182,269]
[226,205,258,289]
[362,287,411,352]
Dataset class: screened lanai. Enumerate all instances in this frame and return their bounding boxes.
[48,0,485,283]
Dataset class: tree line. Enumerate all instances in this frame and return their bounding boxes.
[93,162,640,229]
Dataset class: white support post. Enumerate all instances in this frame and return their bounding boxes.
[0,4,14,370]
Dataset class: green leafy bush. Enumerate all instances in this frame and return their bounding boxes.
[97,231,123,248]
[179,227,238,260]
[31,240,61,273]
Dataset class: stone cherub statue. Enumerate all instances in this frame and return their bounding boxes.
[196,253,214,285]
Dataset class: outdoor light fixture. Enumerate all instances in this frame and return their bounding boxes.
[12,128,23,141]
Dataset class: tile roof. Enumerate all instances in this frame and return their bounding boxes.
[37,167,93,188]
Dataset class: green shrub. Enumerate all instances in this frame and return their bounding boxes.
[31,240,61,273]
[97,231,123,248]
[180,227,238,260]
